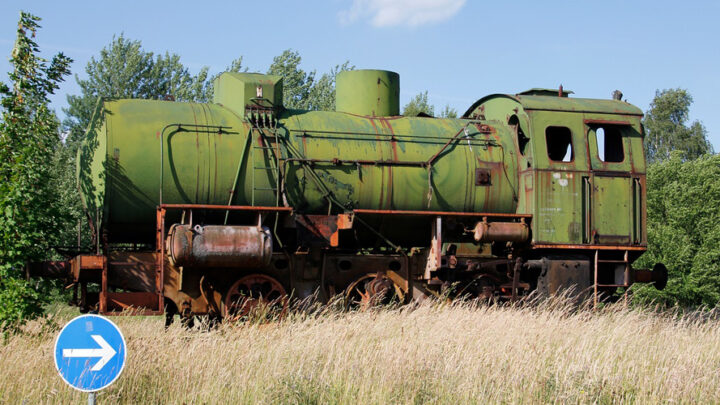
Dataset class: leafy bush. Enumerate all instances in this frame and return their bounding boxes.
[633,154,720,307]
[0,12,71,330]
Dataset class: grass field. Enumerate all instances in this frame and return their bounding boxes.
[1,299,719,404]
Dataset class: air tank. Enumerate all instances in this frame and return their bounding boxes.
[167,224,273,268]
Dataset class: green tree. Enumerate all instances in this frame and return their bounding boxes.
[402,91,458,118]
[307,61,354,111]
[0,12,71,330]
[267,49,315,110]
[63,35,208,149]
[267,49,352,111]
[643,89,713,163]
[633,154,720,307]
[439,104,458,118]
[192,57,246,103]
[403,91,434,117]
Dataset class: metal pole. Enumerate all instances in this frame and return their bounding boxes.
[88,392,96,405]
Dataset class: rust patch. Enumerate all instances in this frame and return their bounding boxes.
[473,123,494,134]
[167,224,273,268]
[223,274,288,321]
[368,118,385,208]
[383,118,396,209]
[296,214,340,246]
[475,169,491,186]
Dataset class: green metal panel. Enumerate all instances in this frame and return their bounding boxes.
[280,111,517,213]
[464,94,643,118]
[531,111,587,244]
[586,127,633,172]
[77,99,108,232]
[336,70,400,116]
[583,116,642,245]
[213,73,283,114]
[530,111,590,171]
[516,95,642,116]
[473,96,534,217]
[79,99,255,239]
[583,112,646,174]
[590,175,632,244]
[535,170,584,244]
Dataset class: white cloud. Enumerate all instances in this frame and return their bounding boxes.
[340,0,466,27]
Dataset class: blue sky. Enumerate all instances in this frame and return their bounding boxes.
[1,0,718,149]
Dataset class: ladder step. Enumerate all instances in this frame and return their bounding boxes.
[254,146,277,150]
[598,259,628,263]
[254,187,278,191]
[254,167,277,170]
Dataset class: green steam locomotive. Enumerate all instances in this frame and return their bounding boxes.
[35,69,667,322]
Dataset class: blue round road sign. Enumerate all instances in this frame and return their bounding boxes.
[54,314,127,392]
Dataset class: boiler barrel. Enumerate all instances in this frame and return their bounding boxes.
[79,99,519,242]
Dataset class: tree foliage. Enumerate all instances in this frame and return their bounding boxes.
[403,91,457,118]
[633,154,720,307]
[267,49,352,111]
[0,12,71,330]
[63,35,210,149]
[191,57,246,103]
[267,50,314,110]
[307,61,354,112]
[403,91,434,117]
[643,88,713,163]
[439,104,458,118]
[65,45,348,147]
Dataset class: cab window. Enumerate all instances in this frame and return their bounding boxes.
[546,126,573,162]
[509,115,529,156]
[594,126,624,162]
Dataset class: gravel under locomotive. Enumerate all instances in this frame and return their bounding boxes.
[35,69,667,320]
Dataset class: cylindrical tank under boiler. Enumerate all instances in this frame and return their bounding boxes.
[167,224,273,268]
[473,221,530,243]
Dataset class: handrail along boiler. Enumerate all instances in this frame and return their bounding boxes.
[31,70,667,320]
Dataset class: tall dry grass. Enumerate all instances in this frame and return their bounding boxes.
[1,299,719,404]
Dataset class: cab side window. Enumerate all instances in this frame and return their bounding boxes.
[594,126,624,162]
[509,115,530,156]
[546,126,573,162]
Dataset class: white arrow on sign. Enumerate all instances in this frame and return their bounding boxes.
[62,335,117,371]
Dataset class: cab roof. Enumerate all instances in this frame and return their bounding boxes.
[463,93,643,118]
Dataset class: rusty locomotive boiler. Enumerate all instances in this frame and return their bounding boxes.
[32,69,667,322]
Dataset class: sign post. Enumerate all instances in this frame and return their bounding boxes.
[54,314,127,402]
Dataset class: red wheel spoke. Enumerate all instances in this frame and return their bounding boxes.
[223,274,288,322]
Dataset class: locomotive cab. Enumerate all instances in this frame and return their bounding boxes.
[465,89,662,298]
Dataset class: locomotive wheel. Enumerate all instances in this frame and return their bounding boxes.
[345,273,405,310]
[223,274,288,322]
